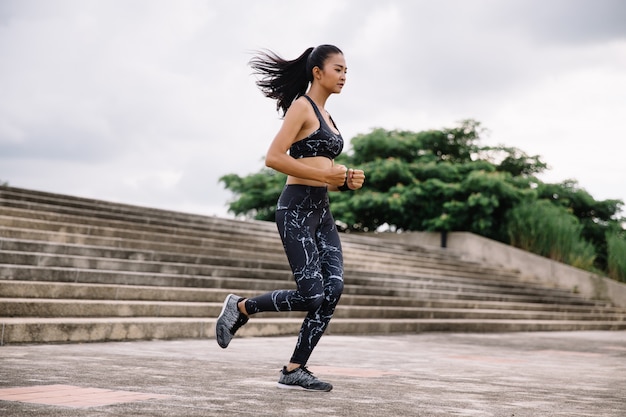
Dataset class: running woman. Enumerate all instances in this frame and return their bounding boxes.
[215,44,365,392]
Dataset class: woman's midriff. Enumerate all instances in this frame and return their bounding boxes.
[286,156,334,187]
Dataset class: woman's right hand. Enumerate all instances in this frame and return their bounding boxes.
[327,164,348,186]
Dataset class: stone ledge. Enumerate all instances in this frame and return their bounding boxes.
[384,231,626,307]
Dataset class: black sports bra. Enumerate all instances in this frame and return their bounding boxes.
[289,95,344,160]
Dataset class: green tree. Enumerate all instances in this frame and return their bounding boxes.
[220,169,286,221]
[331,120,541,240]
[220,120,624,276]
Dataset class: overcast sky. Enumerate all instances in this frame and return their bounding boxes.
[1,0,625,219]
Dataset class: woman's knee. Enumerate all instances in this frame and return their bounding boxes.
[302,294,325,311]
[330,278,344,298]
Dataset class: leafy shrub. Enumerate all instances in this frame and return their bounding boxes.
[607,231,626,282]
[506,200,596,270]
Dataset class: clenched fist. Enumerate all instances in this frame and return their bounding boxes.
[327,164,348,187]
[345,168,365,190]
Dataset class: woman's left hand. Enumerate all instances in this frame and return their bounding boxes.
[346,168,365,190]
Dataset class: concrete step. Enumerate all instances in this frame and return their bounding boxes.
[0,237,289,270]
[0,227,518,277]
[3,280,619,313]
[0,234,564,292]
[1,187,448,261]
[3,316,626,345]
[2,221,500,286]
[0,213,286,257]
[2,298,624,322]
[0,193,275,234]
[0,264,592,306]
[0,224,289,267]
[1,213,485,275]
[0,265,596,305]
[2,185,625,346]
[0,248,291,276]
[325,318,626,334]
[0,298,214,318]
[0,317,220,344]
[2,188,456,260]
[341,293,616,311]
[0,248,557,297]
[0,187,280,235]
[0,197,525,275]
[0,232,524,288]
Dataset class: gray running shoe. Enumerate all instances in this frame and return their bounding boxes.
[215,294,248,348]
[277,366,333,392]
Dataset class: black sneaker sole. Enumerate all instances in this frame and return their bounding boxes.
[215,294,236,348]
[276,383,333,392]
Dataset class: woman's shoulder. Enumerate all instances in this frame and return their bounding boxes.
[291,95,312,110]
[284,96,314,120]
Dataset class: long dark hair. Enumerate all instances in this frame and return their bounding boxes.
[249,45,343,116]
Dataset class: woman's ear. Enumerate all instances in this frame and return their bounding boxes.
[312,66,322,80]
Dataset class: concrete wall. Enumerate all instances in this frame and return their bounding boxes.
[380,231,626,308]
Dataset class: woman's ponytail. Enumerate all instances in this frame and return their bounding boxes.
[249,45,342,116]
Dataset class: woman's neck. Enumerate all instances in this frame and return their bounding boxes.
[306,88,331,110]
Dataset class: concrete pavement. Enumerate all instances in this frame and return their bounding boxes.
[1,331,625,416]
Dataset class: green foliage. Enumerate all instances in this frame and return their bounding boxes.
[333,120,539,240]
[348,119,482,166]
[480,146,548,177]
[607,230,626,282]
[219,169,286,221]
[506,200,596,271]
[220,119,625,278]
[536,180,624,270]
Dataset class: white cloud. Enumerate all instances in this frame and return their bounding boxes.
[488,59,626,200]
[1,0,625,219]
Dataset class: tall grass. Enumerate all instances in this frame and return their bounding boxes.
[607,232,626,282]
[506,200,596,271]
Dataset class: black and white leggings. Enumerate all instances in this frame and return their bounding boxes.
[244,185,344,365]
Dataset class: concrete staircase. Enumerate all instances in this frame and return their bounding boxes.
[1,186,625,345]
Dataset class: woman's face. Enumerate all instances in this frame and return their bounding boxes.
[317,53,347,94]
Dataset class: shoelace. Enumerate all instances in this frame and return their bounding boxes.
[299,366,316,378]
[231,313,248,334]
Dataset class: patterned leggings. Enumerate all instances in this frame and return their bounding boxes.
[244,185,344,365]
